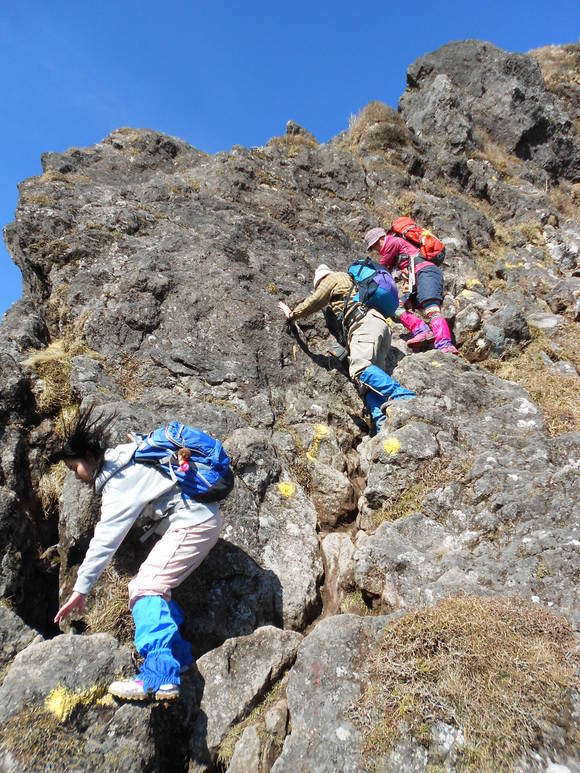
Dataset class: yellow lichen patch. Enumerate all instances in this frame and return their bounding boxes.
[96,694,116,708]
[430,360,443,368]
[466,278,484,289]
[459,289,480,300]
[277,482,296,498]
[306,424,329,461]
[382,436,401,455]
[45,684,106,722]
[504,260,525,269]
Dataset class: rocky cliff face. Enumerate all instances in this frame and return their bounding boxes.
[0,41,578,772]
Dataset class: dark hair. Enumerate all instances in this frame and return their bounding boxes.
[51,403,116,473]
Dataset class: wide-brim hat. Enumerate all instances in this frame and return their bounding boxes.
[364,226,386,250]
[313,264,332,287]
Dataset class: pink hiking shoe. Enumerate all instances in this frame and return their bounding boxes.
[431,316,459,355]
[398,311,435,351]
[406,324,435,350]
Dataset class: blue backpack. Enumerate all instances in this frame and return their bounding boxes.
[348,258,399,318]
[132,421,234,502]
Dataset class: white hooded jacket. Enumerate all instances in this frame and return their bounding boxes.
[73,443,219,596]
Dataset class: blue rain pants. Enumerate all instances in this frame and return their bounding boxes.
[132,596,194,691]
[359,364,415,429]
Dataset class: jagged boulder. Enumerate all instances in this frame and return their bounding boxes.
[271,614,391,772]
[0,633,161,771]
[0,36,578,773]
[354,354,580,626]
[400,40,580,181]
[189,625,302,768]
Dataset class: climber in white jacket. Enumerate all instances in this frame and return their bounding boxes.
[52,405,222,701]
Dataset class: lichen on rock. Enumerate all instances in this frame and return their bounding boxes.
[0,37,578,773]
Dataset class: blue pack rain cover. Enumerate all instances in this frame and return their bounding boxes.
[348,258,399,318]
[133,421,233,501]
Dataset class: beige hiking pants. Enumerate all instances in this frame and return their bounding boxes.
[347,309,391,380]
[128,512,222,608]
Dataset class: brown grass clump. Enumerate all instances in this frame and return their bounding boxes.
[352,595,580,772]
[24,331,101,415]
[84,565,134,644]
[217,678,285,769]
[530,44,580,136]
[24,340,76,413]
[38,461,68,518]
[0,704,85,767]
[341,589,372,616]
[344,101,409,152]
[267,133,318,157]
[484,324,580,436]
[470,128,523,185]
[113,352,143,401]
[547,179,580,221]
[0,685,115,769]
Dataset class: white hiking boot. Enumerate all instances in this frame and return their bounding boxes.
[108,677,180,701]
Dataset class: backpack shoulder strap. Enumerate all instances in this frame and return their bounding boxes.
[94,452,135,493]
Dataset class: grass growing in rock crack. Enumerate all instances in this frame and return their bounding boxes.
[84,565,134,645]
[341,589,373,616]
[267,133,318,156]
[374,455,470,526]
[38,461,68,518]
[217,677,286,770]
[484,323,580,436]
[351,595,579,772]
[24,333,101,415]
[342,101,410,155]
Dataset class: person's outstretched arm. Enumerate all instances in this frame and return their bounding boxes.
[277,275,334,321]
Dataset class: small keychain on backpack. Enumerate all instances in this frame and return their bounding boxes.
[177,448,191,472]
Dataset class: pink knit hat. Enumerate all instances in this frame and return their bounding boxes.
[364,227,386,250]
[313,264,332,287]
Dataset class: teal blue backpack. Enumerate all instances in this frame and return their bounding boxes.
[348,258,399,318]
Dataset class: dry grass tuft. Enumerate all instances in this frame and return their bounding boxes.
[24,340,75,413]
[470,129,523,185]
[267,133,318,157]
[24,328,101,415]
[113,352,143,401]
[0,686,114,769]
[351,595,580,772]
[217,679,285,769]
[341,589,372,616]
[0,704,84,767]
[484,324,580,436]
[38,461,68,517]
[374,455,470,526]
[84,565,134,644]
[547,179,580,221]
[344,101,408,152]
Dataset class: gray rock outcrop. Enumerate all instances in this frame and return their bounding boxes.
[0,38,578,773]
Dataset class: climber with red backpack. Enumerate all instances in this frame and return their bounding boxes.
[364,222,458,355]
[52,404,233,702]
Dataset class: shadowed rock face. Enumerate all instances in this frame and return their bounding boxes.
[0,40,578,772]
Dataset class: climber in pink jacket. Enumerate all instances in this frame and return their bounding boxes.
[364,227,458,355]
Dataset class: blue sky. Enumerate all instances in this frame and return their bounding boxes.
[1,0,579,319]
